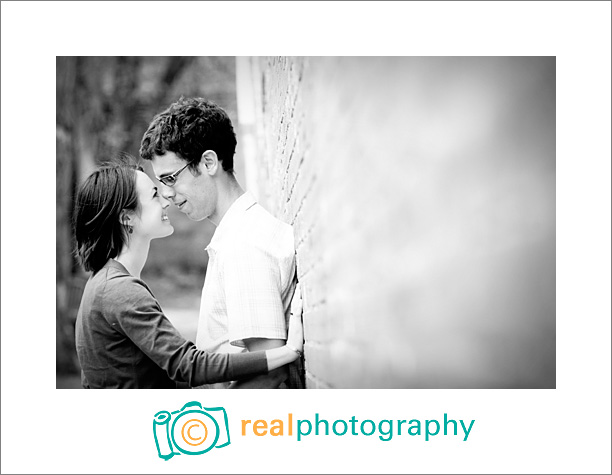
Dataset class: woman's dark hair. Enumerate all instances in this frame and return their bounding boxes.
[139,97,237,173]
[74,158,143,273]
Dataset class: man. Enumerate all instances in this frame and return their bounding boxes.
[139,97,298,388]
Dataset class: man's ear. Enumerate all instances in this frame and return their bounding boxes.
[200,150,219,175]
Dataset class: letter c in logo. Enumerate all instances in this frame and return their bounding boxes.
[181,419,208,446]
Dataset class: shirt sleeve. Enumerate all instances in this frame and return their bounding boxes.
[106,277,268,385]
[222,244,288,347]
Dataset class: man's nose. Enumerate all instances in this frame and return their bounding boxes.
[160,184,175,201]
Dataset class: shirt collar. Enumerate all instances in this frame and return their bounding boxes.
[106,258,129,274]
[207,192,257,251]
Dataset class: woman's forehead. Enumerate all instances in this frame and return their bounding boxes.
[135,170,155,192]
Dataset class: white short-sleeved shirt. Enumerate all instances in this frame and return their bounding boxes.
[195,192,296,366]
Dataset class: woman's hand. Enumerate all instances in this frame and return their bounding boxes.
[287,283,304,355]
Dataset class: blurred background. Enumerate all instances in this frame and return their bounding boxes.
[56,57,242,387]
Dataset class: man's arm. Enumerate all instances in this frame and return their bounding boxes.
[228,338,289,389]
[223,245,291,389]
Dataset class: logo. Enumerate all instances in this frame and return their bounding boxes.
[153,401,230,460]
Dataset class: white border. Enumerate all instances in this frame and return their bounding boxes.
[1,1,610,474]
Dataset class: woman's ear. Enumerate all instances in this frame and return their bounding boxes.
[119,210,135,235]
[200,150,219,175]
[119,210,135,227]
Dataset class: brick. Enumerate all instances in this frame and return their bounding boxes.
[236,56,556,389]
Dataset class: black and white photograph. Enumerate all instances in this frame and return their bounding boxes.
[56,56,556,389]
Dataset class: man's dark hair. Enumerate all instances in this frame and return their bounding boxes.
[139,97,237,173]
[74,158,142,273]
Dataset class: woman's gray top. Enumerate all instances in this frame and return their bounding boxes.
[75,259,268,388]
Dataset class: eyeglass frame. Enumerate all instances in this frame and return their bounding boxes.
[156,163,190,187]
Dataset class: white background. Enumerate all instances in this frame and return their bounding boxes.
[1,1,610,474]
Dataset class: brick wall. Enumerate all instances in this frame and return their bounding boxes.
[236,57,556,388]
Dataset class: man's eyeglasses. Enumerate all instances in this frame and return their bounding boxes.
[157,163,190,187]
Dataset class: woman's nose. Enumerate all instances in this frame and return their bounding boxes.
[160,195,171,208]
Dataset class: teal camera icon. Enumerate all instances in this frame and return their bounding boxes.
[153,401,230,460]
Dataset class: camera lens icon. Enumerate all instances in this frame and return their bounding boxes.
[172,410,219,454]
[154,402,231,460]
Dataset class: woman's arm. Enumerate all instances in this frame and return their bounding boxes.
[264,345,300,371]
[112,277,303,386]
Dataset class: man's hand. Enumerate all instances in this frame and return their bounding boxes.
[228,338,289,389]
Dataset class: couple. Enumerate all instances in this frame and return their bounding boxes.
[74,97,303,389]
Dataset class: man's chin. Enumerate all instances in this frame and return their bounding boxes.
[183,210,206,222]
[177,204,208,221]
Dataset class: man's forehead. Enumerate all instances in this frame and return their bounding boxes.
[151,151,185,175]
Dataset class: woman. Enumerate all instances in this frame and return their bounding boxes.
[73,160,303,388]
